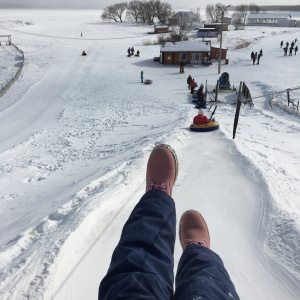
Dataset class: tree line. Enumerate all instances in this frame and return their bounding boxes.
[101,0,172,24]
[101,1,262,29]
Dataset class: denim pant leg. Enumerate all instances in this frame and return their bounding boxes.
[99,190,176,300]
[174,244,239,300]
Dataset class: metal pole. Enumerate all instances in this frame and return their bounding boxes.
[218,10,224,74]
[218,5,231,74]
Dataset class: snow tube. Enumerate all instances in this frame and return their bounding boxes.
[190,121,219,132]
[144,79,153,84]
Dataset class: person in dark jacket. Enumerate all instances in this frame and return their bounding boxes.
[280,41,283,48]
[295,46,298,55]
[289,46,294,56]
[257,53,261,65]
[283,47,288,56]
[187,75,192,89]
[251,51,254,59]
[140,71,144,83]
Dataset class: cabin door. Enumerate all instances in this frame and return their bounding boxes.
[190,53,202,64]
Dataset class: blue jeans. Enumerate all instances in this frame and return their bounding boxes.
[99,190,239,299]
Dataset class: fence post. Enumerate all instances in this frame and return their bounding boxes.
[233,81,243,139]
[215,80,219,102]
[287,89,290,106]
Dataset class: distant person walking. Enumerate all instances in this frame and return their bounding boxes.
[131,47,135,55]
[140,71,144,83]
[295,46,298,55]
[295,38,298,44]
[251,51,254,60]
[257,53,261,65]
[259,49,263,57]
[286,42,289,48]
[252,52,257,65]
[280,41,283,48]
[291,41,295,48]
[81,32,83,37]
[289,46,294,56]
[283,47,288,56]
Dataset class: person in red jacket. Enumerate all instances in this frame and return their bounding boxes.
[193,109,213,124]
[190,78,196,94]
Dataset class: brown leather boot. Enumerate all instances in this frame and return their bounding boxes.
[179,210,210,250]
[146,144,178,197]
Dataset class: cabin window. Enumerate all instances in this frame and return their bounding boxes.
[179,53,186,61]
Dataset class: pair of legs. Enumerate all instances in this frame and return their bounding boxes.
[99,145,239,299]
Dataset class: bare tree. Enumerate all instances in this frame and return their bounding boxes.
[101,2,127,22]
[153,1,172,24]
[126,0,141,22]
[249,3,261,14]
[236,4,248,24]
[231,12,244,30]
[205,3,227,23]
[190,7,202,23]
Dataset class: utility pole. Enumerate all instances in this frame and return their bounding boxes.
[218,5,231,74]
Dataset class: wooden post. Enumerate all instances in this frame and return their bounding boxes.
[233,81,243,139]
[215,80,219,102]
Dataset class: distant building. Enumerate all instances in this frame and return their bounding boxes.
[154,25,169,34]
[204,23,229,33]
[168,11,199,26]
[197,28,218,39]
[246,14,296,27]
[223,17,232,24]
[159,41,210,65]
[210,46,228,60]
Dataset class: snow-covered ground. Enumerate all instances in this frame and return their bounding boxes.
[0,9,300,300]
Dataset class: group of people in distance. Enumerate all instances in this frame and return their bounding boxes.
[251,49,263,65]
[127,46,140,57]
[187,75,214,125]
[281,39,298,56]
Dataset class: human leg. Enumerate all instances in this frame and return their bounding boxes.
[174,210,239,300]
[99,144,179,300]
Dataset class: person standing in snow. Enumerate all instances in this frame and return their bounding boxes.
[140,71,144,83]
[127,47,131,56]
[289,46,294,56]
[131,47,134,55]
[252,52,256,65]
[190,78,196,95]
[280,40,283,48]
[99,144,239,300]
[257,53,261,65]
[295,46,298,55]
[251,51,254,60]
[187,75,192,89]
[283,47,288,56]
[259,49,263,57]
[295,38,298,44]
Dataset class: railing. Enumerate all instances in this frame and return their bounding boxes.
[0,43,24,97]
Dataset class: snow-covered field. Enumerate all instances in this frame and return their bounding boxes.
[0,9,300,300]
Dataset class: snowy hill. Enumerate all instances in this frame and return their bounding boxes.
[0,9,300,300]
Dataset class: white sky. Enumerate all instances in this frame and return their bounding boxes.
[0,0,299,9]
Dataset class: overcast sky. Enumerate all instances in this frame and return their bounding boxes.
[0,0,299,9]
